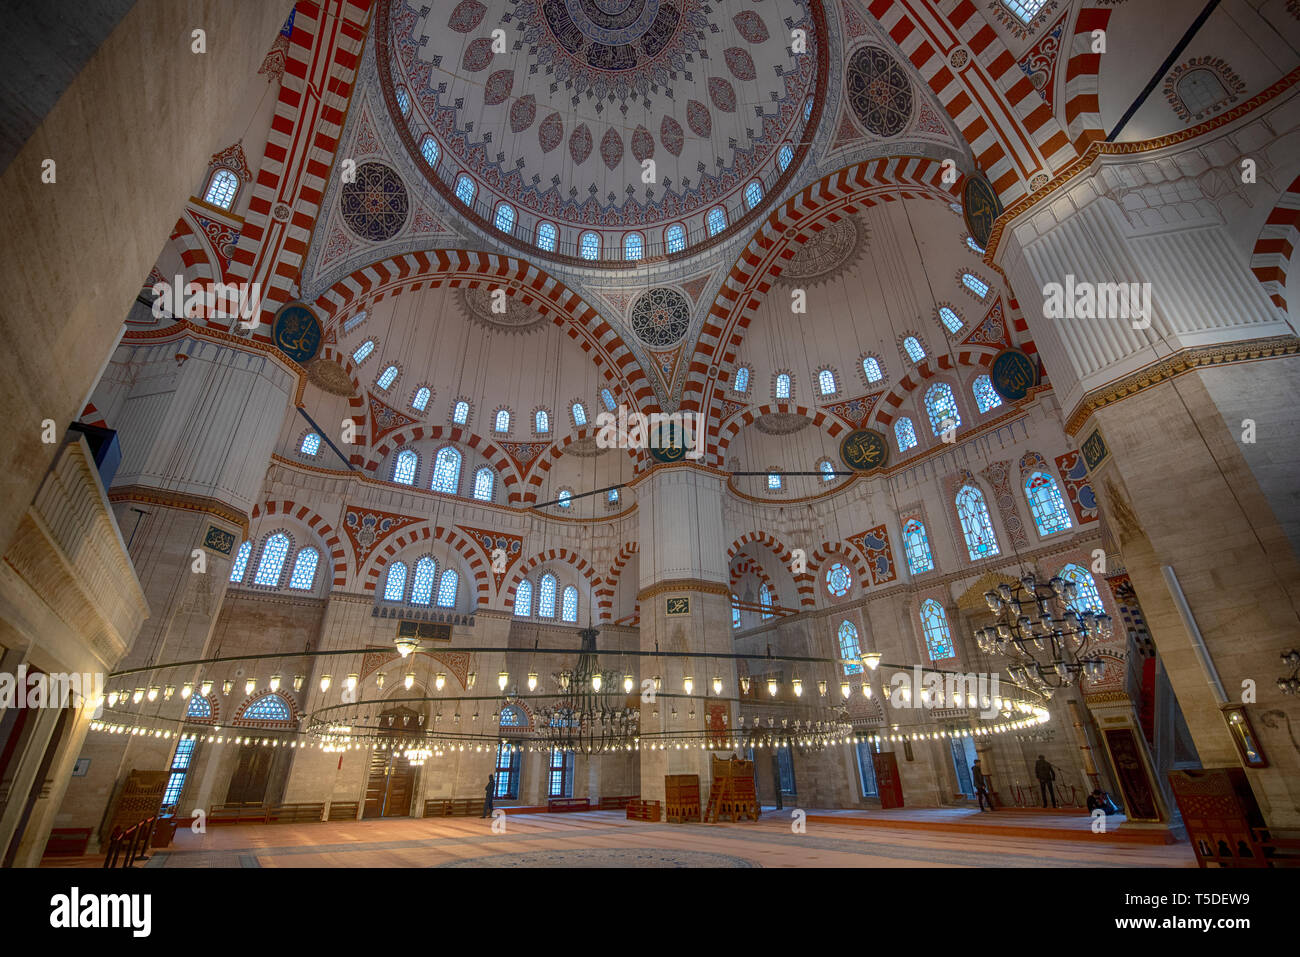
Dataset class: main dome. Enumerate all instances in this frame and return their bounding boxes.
[378,0,825,265]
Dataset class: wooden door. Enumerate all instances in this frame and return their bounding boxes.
[226,744,273,805]
[364,749,417,818]
[873,751,904,808]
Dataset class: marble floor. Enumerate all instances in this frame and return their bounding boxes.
[47,809,1197,868]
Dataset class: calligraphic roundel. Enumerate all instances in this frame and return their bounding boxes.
[839,429,889,473]
[990,348,1038,402]
[272,302,323,364]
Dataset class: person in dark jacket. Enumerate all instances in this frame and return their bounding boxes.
[1087,788,1118,814]
[482,774,496,818]
[1035,755,1058,808]
[971,759,994,811]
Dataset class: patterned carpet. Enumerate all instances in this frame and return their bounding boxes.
[439,847,758,867]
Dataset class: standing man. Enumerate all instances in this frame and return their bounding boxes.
[1035,754,1058,808]
[972,758,994,811]
[482,773,496,818]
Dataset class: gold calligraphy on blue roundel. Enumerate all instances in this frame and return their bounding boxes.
[839,429,889,473]
[990,348,1038,402]
[272,302,323,364]
[962,172,1002,251]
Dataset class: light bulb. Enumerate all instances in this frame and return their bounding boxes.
[345,674,358,692]
[222,680,233,696]
[498,671,509,691]
[244,678,256,696]
[623,674,634,693]
[792,678,803,697]
[683,676,694,695]
[467,671,477,690]
[375,673,385,689]
[163,685,175,701]
[712,676,723,695]
[863,652,882,671]
[592,673,603,692]
[840,682,850,699]
[269,675,281,692]
[740,676,751,694]
[293,675,305,692]
[435,673,446,692]
[767,678,778,697]
[527,672,538,692]
[863,684,873,699]
[132,688,144,704]
[652,675,662,691]
[320,675,332,693]
[817,680,827,697]
[405,672,415,690]
[147,686,159,703]
[200,679,213,696]
[107,691,120,707]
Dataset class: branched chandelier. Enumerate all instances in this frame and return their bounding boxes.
[534,628,640,753]
[974,572,1114,692]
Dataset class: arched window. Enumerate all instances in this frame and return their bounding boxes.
[767,471,782,491]
[500,705,525,726]
[732,599,741,630]
[384,561,408,601]
[431,446,462,493]
[961,272,990,299]
[515,579,533,617]
[539,573,557,617]
[895,417,918,452]
[494,409,510,433]
[452,400,470,425]
[862,356,884,383]
[600,388,616,413]
[571,402,587,426]
[938,307,963,334]
[561,585,578,622]
[579,231,600,260]
[973,375,1003,413]
[1177,69,1230,117]
[775,373,791,399]
[204,168,240,210]
[437,569,458,608]
[818,369,837,395]
[965,236,985,255]
[819,459,836,482]
[230,541,251,583]
[744,180,763,209]
[454,173,475,205]
[826,562,852,598]
[902,519,934,574]
[778,143,794,171]
[242,693,292,722]
[1025,471,1073,535]
[955,484,1000,560]
[803,96,814,123]
[665,224,685,253]
[535,409,550,433]
[759,583,773,619]
[393,449,418,485]
[925,382,962,436]
[473,466,494,502]
[1060,564,1105,615]
[733,366,750,393]
[254,533,290,586]
[1002,0,1048,24]
[411,386,431,412]
[838,621,863,673]
[494,202,516,234]
[396,85,411,117]
[624,233,643,260]
[300,432,321,455]
[420,134,439,166]
[537,221,557,251]
[920,599,954,659]
[376,364,398,390]
[903,336,925,363]
[707,207,727,236]
[411,557,437,604]
[288,548,318,590]
[186,694,212,719]
[607,488,620,506]
[557,489,572,509]
[352,340,375,364]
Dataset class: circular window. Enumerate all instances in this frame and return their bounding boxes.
[826,562,852,598]
[630,287,690,347]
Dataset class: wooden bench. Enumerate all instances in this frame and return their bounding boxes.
[626,799,661,822]
[327,801,359,821]
[598,795,636,810]
[208,803,269,824]
[547,797,591,813]
[44,827,93,856]
[424,798,481,817]
[267,802,326,823]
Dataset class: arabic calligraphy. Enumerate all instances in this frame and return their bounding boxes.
[962,173,1002,249]
[990,349,1037,401]
[272,303,322,363]
[839,429,888,473]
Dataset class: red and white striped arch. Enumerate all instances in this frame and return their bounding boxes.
[712,403,849,471]
[726,531,816,608]
[1061,6,1114,153]
[249,499,350,587]
[366,424,526,504]
[1250,173,1300,312]
[808,543,870,587]
[522,428,639,504]
[502,548,601,613]
[596,541,639,623]
[362,523,488,602]
[870,346,1001,428]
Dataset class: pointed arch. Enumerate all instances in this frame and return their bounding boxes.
[596,541,639,623]
[248,500,350,588]
[726,531,815,607]
[362,523,488,604]
[367,425,525,503]
[523,427,639,503]
[503,548,600,613]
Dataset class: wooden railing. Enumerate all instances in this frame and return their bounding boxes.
[103,816,156,868]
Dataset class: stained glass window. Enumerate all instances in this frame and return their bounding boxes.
[863,356,883,383]
[539,573,557,617]
[431,446,461,493]
[242,693,291,722]
[288,548,318,590]
[537,222,557,251]
[956,484,1000,560]
[437,569,458,608]
[1060,563,1105,615]
[1025,471,1073,535]
[299,432,321,456]
[515,579,533,617]
[162,736,196,808]
[818,369,837,395]
[420,135,439,166]
[580,231,600,260]
[838,620,863,673]
[966,236,985,255]
[973,375,1003,413]
[352,340,374,364]
[961,272,990,298]
[396,85,410,116]
[600,388,616,412]
[534,409,550,433]
[1001,0,1048,24]
[938,307,963,334]
[920,599,954,659]
[186,696,212,719]
[376,365,398,390]
[384,562,407,601]
[412,387,431,411]
[732,599,741,629]
[572,402,587,426]
[775,373,791,399]
[767,471,782,491]
[473,467,494,502]
[1178,70,1229,117]
[734,367,750,393]
[895,417,918,452]
[665,224,685,253]
[820,459,836,481]
[902,519,934,574]
[624,233,643,260]
[707,207,727,236]
[230,541,251,582]
[561,585,578,622]
[745,181,763,209]
[393,449,418,485]
[253,533,290,586]
[205,168,239,209]
[557,489,572,509]
[760,583,773,620]
[453,401,470,425]
[343,311,367,333]
[494,409,510,433]
[494,203,516,234]
[925,382,962,436]
[903,336,925,362]
[778,144,794,171]
[826,563,852,597]
[607,488,620,505]
[455,174,475,205]
[411,557,437,604]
